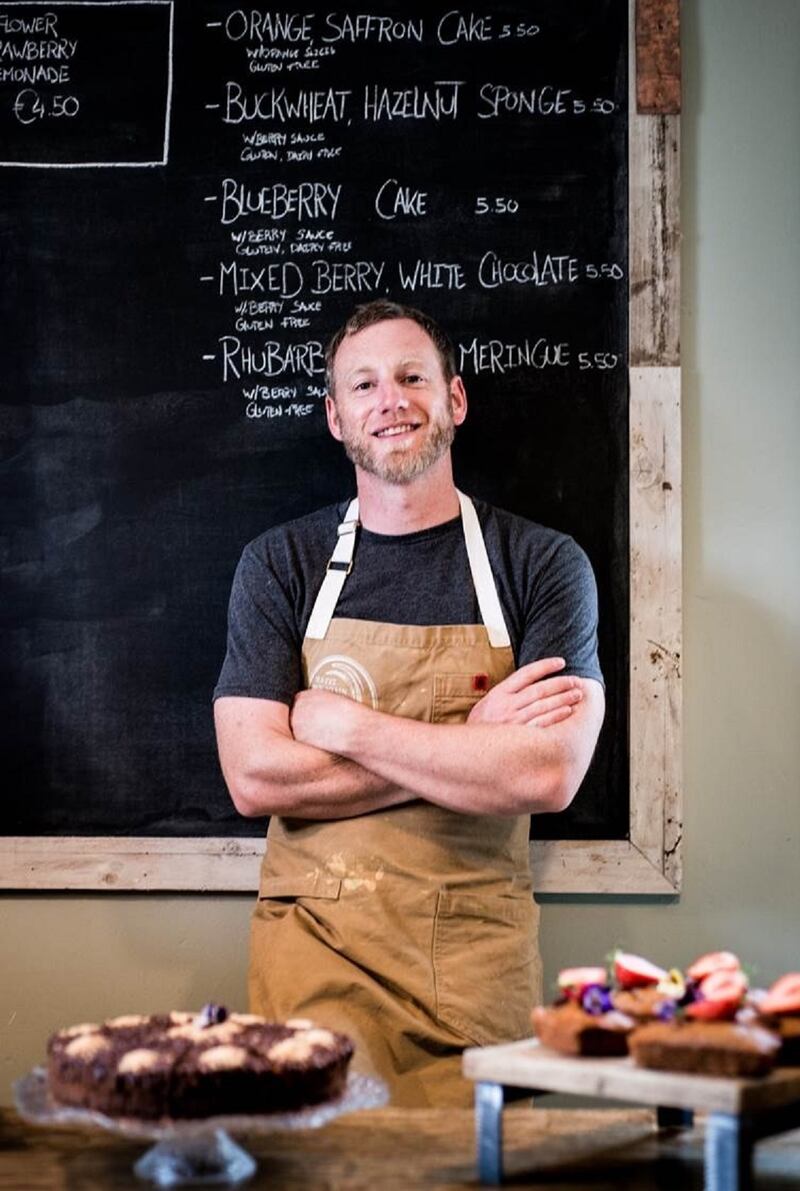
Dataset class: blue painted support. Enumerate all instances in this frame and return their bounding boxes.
[475,1081,505,1184]
[705,1113,754,1191]
[657,1105,694,1128]
[705,1097,800,1191]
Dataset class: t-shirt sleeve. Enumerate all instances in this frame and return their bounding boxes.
[212,541,303,706]
[517,536,604,686]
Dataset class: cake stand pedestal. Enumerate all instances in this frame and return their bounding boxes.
[14,1066,389,1187]
[133,1128,256,1186]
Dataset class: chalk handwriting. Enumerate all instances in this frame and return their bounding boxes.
[363,82,463,121]
[222,82,351,124]
[191,5,626,420]
[322,14,423,43]
[219,180,342,225]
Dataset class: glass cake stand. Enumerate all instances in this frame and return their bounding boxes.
[14,1066,389,1186]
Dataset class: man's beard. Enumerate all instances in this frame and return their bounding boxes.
[338,409,456,485]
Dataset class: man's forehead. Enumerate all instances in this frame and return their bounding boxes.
[334,318,438,369]
[345,359,427,381]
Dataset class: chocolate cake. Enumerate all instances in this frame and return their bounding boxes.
[629,1019,781,1078]
[47,1008,354,1119]
[531,1000,635,1057]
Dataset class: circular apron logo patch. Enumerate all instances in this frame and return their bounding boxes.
[309,655,379,709]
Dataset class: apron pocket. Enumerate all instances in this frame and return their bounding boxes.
[258,872,342,901]
[255,871,342,924]
[433,888,539,1047]
[432,673,486,724]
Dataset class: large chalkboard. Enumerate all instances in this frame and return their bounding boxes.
[1,1,628,847]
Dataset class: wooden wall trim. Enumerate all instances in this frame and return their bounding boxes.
[635,0,682,115]
[1,3,682,895]
[0,836,263,892]
[629,367,683,891]
[0,834,678,895]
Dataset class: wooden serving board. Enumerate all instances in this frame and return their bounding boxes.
[462,1038,800,1116]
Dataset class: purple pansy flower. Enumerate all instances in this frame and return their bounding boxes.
[581,985,614,1015]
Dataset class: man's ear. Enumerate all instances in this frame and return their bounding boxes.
[450,376,467,426]
[325,394,343,441]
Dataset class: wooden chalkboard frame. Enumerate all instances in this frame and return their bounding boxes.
[1,1,681,894]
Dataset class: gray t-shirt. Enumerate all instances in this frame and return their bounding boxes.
[214,498,603,706]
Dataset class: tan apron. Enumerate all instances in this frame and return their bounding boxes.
[249,492,541,1106]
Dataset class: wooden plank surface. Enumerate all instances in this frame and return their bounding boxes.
[2,836,683,895]
[629,367,683,888]
[0,836,263,891]
[635,0,682,114]
[4,1104,800,1191]
[629,0,681,366]
[532,838,677,895]
[463,1039,800,1116]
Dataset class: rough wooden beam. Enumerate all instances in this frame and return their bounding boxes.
[629,367,683,890]
[636,0,681,114]
[0,14,684,898]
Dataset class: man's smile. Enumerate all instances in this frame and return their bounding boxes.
[373,422,421,439]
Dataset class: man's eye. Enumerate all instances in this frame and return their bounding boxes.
[354,381,373,392]
[404,374,423,384]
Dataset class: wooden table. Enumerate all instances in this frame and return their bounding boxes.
[3,1104,800,1189]
[463,1040,800,1191]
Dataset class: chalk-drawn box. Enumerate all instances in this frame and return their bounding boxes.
[0,0,173,168]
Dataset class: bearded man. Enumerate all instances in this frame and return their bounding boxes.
[214,300,605,1106]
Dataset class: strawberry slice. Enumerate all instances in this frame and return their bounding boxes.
[613,951,668,989]
[685,968,748,1021]
[557,966,608,997]
[700,968,748,1000]
[685,996,740,1021]
[686,950,741,982]
[760,973,800,1016]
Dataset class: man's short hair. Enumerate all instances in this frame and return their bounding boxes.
[325,300,457,395]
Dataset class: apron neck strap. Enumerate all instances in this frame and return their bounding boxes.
[304,498,360,641]
[304,492,511,648]
[456,490,511,648]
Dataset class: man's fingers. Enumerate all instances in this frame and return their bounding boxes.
[501,657,566,693]
[510,690,581,723]
[527,705,575,729]
[515,675,581,703]
[515,684,582,713]
[518,688,583,718]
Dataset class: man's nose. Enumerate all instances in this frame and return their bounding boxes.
[377,379,409,412]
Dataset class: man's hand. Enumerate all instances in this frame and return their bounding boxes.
[215,694,411,819]
[467,657,583,728]
[291,688,365,755]
[290,659,583,757]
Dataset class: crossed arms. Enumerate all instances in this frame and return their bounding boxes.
[214,658,604,820]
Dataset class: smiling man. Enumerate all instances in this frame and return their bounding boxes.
[213,300,605,1106]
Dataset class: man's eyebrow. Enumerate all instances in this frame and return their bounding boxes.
[343,365,377,382]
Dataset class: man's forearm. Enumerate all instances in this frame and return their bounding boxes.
[290,680,604,816]
[329,709,582,816]
[214,695,414,820]
[228,729,413,820]
[217,675,602,821]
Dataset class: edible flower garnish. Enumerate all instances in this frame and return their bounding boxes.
[679,979,701,1007]
[581,985,613,1016]
[656,968,686,1000]
[194,1003,228,1028]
